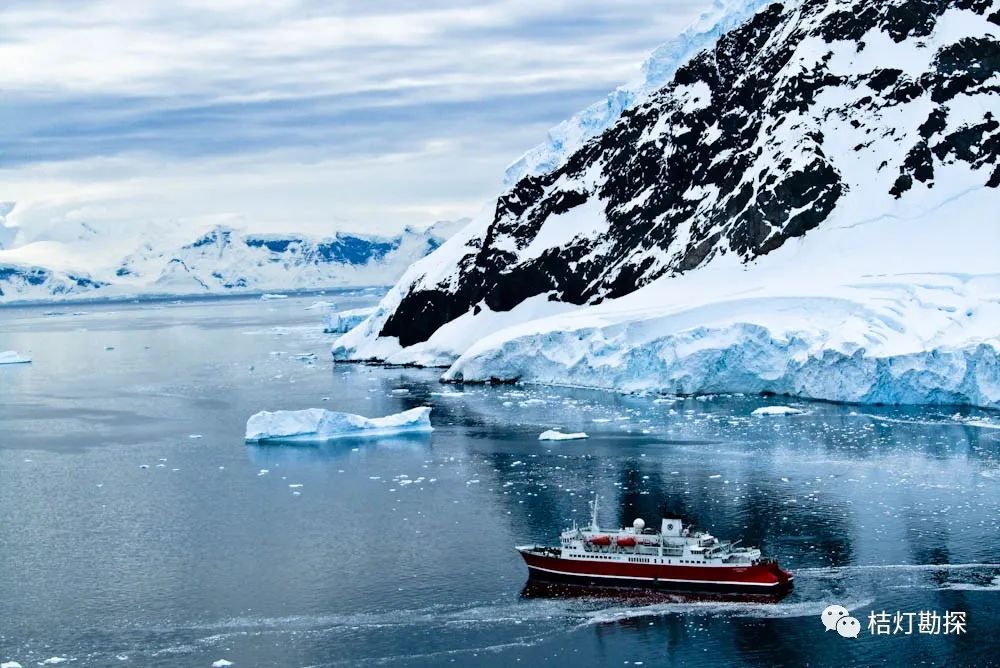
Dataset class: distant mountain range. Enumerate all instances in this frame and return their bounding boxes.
[0,219,465,303]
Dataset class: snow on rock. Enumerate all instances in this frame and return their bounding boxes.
[538,430,589,441]
[324,306,376,334]
[245,407,433,443]
[0,350,31,365]
[752,406,806,416]
[503,0,789,185]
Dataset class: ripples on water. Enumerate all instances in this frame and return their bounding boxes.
[0,294,997,667]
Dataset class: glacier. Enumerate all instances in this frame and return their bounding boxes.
[245,407,433,443]
[438,202,1000,409]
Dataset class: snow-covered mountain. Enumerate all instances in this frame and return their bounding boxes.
[335,0,1000,409]
[0,220,464,303]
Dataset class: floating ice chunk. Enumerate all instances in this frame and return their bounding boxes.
[0,350,31,365]
[751,406,805,416]
[260,293,287,300]
[245,407,433,443]
[2,661,24,668]
[390,388,409,395]
[188,434,203,439]
[538,430,589,441]
[212,661,234,667]
[324,306,375,334]
[40,659,67,666]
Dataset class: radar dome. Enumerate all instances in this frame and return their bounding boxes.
[633,518,645,531]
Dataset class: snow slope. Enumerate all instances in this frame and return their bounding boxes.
[441,198,1000,407]
[335,0,1000,409]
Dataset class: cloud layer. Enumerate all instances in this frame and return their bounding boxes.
[1,0,704,241]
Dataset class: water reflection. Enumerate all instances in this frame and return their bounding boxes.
[245,431,432,466]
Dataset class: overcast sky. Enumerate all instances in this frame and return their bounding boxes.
[1,0,707,239]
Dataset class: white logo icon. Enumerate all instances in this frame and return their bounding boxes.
[822,604,850,631]
[837,616,861,638]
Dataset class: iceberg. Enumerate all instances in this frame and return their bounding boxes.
[752,406,805,416]
[538,430,589,441]
[0,350,31,365]
[245,406,433,443]
[324,306,375,334]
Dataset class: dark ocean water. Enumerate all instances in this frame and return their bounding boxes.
[1,293,998,667]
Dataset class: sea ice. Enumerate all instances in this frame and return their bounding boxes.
[260,293,288,300]
[1,661,23,668]
[538,430,589,441]
[752,406,806,416]
[245,407,433,443]
[212,661,234,667]
[0,350,31,365]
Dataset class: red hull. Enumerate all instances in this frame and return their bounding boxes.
[519,549,793,593]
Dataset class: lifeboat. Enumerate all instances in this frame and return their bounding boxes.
[588,535,611,546]
[616,536,636,547]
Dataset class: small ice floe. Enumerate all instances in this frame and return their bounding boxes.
[390,388,409,395]
[188,434,203,439]
[245,407,433,443]
[751,406,805,416]
[0,351,31,365]
[305,301,333,311]
[294,353,317,362]
[2,661,24,668]
[40,659,68,665]
[323,306,375,334]
[212,660,234,667]
[288,484,303,489]
[260,293,288,300]
[258,469,269,476]
[538,430,588,441]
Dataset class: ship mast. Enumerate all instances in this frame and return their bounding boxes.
[589,494,600,530]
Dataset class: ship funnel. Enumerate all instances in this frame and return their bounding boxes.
[661,517,682,536]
